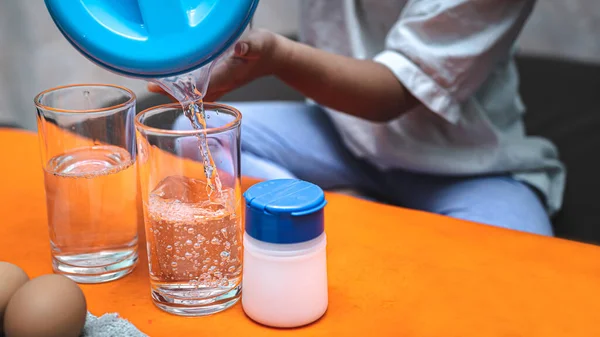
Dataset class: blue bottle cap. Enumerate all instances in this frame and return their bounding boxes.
[244,179,327,244]
[45,0,259,78]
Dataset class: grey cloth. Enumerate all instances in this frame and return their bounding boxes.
[82,312,147,337]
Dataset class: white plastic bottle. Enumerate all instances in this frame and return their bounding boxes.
[242,179,328,328]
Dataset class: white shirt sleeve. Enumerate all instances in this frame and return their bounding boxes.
[374,0,535,123]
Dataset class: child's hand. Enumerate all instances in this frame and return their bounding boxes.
[148,29,287,102]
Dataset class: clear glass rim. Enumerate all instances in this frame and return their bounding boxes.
[135,102,242,136]
[34,83,136,114]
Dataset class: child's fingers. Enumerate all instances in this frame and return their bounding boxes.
[206,61,231,93]
[147,82,164,93]
[235,29,271,59]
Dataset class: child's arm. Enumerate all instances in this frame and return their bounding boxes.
[274,36,418,122]
[149,29,415,123]
[271,33,416,122]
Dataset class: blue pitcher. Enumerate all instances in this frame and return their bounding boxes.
[45,0,259,78]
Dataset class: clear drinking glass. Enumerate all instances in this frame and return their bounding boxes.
[135,103,243,316]
[35,84,139,283]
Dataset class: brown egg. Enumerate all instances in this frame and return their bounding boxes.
[0,262,29,333]
[4,274,87,337]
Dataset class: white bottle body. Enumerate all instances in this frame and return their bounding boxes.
[242,232,328,328]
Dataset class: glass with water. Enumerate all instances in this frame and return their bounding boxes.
[35,84,139,283]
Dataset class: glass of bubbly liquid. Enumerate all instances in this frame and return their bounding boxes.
[136,102,243,316]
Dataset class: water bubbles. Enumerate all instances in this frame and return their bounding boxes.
[146,172,239,289]
[204,166,214,181]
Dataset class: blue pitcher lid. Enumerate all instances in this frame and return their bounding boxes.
[45,0,259,78]
[244,179,327,244]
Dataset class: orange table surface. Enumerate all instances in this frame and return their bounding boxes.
[1,128,600,337]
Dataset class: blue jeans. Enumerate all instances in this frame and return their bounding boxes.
[177,101,553,236]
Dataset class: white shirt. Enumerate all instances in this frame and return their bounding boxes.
[300,0,565,214]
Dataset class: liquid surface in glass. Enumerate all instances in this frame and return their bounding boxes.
[44,145,138,268]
